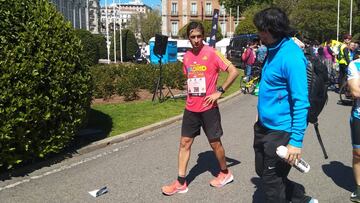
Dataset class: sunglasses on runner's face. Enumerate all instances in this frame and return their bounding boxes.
[190,35,203,39]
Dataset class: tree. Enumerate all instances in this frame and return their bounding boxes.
[219,0,270,16]
[128,9,161,44]
[235,4,267,34]
[290,0,357,42]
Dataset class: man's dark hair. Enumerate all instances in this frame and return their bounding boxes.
[343,33,352,40]
[253,7,294,39]
[186,21,205,38]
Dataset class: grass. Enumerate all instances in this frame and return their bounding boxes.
[87,70,244,137]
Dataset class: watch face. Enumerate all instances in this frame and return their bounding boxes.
[217,87,225,93]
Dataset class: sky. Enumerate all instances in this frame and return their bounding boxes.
[100,0,161,9]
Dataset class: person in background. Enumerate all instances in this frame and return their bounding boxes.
[322,39,336,89]
[252,7,318,203]
[256,40,268,64]
[337,34,352,89]
[242,40,257,82]
[347,50,360,203]
[350,41,357,61]
[161,21,239,196]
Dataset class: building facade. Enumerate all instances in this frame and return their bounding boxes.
[50,0,100,34]
[161,0,238,38]
[100,0,152,35]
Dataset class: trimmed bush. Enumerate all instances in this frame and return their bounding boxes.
[111,29,139,61]
[93,34,107,59]
[74,29,101,66]
[90,62,185,100]
[0,0,93,169]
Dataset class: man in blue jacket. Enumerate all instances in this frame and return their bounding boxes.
[252,7,317,203]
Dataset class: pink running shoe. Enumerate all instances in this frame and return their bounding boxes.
[162,180,188,196]
[210,171,234,188]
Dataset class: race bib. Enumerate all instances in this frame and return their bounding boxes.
[187,71,206,96]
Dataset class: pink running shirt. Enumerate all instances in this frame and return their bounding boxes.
[182,45,231,112]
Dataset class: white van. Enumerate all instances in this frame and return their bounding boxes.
[175,39,192,62]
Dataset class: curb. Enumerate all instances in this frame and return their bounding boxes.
[76,91,242,154]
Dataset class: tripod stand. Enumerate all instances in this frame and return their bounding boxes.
[152,55,175,103]
[311,119,328,159]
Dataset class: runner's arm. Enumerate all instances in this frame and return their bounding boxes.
[203,64,239,106]
[221,64,239,91]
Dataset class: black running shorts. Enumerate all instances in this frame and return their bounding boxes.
[181,107,223,140]
[350,115,360,149]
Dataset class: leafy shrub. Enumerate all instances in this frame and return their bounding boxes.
[90,65,117,99]
[74,29,102,66]
[111,29,139,62]
[93,34,107,59]
[91,62,185,100]
[162,62,186,90]
[0,0,93,169]
[114,64,140,101]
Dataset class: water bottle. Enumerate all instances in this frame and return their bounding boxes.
[276,145,310,173]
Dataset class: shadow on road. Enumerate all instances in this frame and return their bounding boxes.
[0,109,112,181]
[322,161,355,192]
[186,151,240,185]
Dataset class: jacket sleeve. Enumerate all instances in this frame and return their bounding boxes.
[284,54,310,148]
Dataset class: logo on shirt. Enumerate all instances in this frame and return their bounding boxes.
[202,55,208,61]
[189,64,207,72]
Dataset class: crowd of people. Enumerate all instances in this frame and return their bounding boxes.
[160,6,360,203]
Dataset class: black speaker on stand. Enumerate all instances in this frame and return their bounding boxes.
[152,34,175,102]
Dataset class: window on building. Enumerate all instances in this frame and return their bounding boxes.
[220,5,226,15]
[191,2,197,15]
[171,21,178,36]
[205,2,212,15]
[171,2,178,15]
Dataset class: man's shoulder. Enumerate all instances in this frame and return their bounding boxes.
[349,59,360,68]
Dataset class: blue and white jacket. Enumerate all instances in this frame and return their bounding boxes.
[258,37,310,148]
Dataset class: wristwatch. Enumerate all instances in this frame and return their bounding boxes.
[217,86,225,94]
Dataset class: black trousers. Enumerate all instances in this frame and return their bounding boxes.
[253,121,311,203]
[338,63,348,88]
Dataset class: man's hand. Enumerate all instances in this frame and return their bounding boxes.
[203,92,222,106]
[284,145,302,166]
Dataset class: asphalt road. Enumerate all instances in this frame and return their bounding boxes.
[0,91,355,203]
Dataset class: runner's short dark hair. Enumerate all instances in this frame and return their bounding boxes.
[187,22,205,38]
[253,7,294,39]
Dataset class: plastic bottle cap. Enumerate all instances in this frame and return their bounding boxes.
[276,145,288,159]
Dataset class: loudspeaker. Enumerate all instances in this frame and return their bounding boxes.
[154,34,168,56]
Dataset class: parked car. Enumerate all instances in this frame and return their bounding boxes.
[226,34,258,68]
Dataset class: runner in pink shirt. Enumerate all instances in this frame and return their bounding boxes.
[162,22,239,196]
[183,45,231,112]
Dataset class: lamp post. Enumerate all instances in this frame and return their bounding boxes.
[119,0,123,63]
[337,0,340,41]
[113,0,117,63]
[350,0,353,35]
[105,0,110,63]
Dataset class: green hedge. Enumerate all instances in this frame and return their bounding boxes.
[90,62,185,101]
[111,29,139,62]
[0,0,93,169]
[74,29,106,66]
